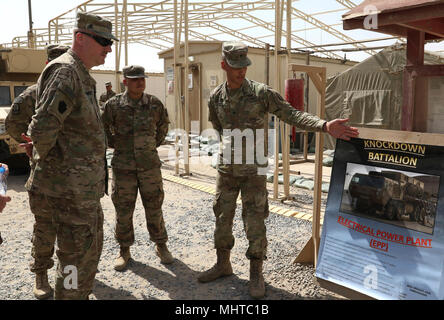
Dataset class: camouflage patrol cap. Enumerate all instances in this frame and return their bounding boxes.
[105,81,112,86]
[222,41,252,68]
[123,65,148,78]
[75,12,118,41]
[46,44,70,62]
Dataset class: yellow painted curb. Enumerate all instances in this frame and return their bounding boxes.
[163,174,323,224]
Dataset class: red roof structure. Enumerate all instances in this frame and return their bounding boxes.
[343,0,444,40]
[342,0,444,132]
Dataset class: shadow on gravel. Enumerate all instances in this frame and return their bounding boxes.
[128,258,254,300]
[6,174,28,192]
[265,286,308,300]
[265,285,339,300]
[124,258,317,300]
[91,258,337,300]
[93,279,138,300]
[128,258,218,299]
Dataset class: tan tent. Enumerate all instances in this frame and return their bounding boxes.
[324,44,444,150]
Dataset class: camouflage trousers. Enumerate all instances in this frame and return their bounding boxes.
[213,172,269,260]
[28,190,57,273]
[111,167,168,247]
[46,195,104,300]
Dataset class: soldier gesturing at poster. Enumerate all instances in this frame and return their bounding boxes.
[198,41,359,299]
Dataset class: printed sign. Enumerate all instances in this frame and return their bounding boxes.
[166,67,174,81]
[316,130,444,299]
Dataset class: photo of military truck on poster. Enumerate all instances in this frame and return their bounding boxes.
[316,129,444,300]
[340,163,439,235]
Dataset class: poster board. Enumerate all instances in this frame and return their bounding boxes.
[316,128,444,300]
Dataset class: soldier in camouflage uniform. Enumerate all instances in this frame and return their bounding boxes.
[26,12,117,300]
[197,42,359,299]
[101,65,174,271]
[5,44,69,299]
[6,44,69,147]
[99,81,116,109]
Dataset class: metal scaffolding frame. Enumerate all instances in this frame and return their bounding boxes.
[6,1,379,58]
[3,0,382,187]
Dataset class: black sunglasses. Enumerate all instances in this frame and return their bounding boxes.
[77,31,113,47]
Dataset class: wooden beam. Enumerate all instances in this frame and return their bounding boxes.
[405,64,444,77]
[292,64,326,267]
[379,4,444,28]
[401,18,444,39]
[290,64,325,74]
[406,29,425,66]
[343,21,442,40]
[273,0,282,200]
[401,29,425,132]
[316,278,374,300]
[402,68,415,132]
[358,127,444,146]
[343,3,444,30]
[308,71,323,94]
[294,237,316,265]
[414,77,428,132]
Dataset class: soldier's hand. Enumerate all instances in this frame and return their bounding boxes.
[19,133,33,158]
[325,118,359,141]
[0,194,11,213]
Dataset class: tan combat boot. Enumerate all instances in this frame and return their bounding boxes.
[33,271,52,300]
[249,259,265,299]
[155,243,174,264]
[197,249,233,283]
[114,246,131,271]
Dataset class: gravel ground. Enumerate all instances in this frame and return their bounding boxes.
[0,165,343,301]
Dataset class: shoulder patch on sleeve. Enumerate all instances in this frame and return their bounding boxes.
[11,104,20,115]
[58,101,67,114]
[57,83,76,102]
[46,87,74,124]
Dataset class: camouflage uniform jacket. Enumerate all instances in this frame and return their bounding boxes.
[99,90,116,107]
[27,49,107,200]
[5,84,37,143]
[208,78,326,176]
[101,91,170,171]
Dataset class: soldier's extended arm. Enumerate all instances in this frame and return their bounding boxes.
[0,194,11,214]
[155,98,170,147]
[5,84,37,143]
[263,86,359,140]
[100,99,115,148]
[28,66,76,161]
[264,87,325,132]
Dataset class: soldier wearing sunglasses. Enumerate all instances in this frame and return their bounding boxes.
[76,31,114,47]
[26,12,118,300]
[5,44,69,300]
